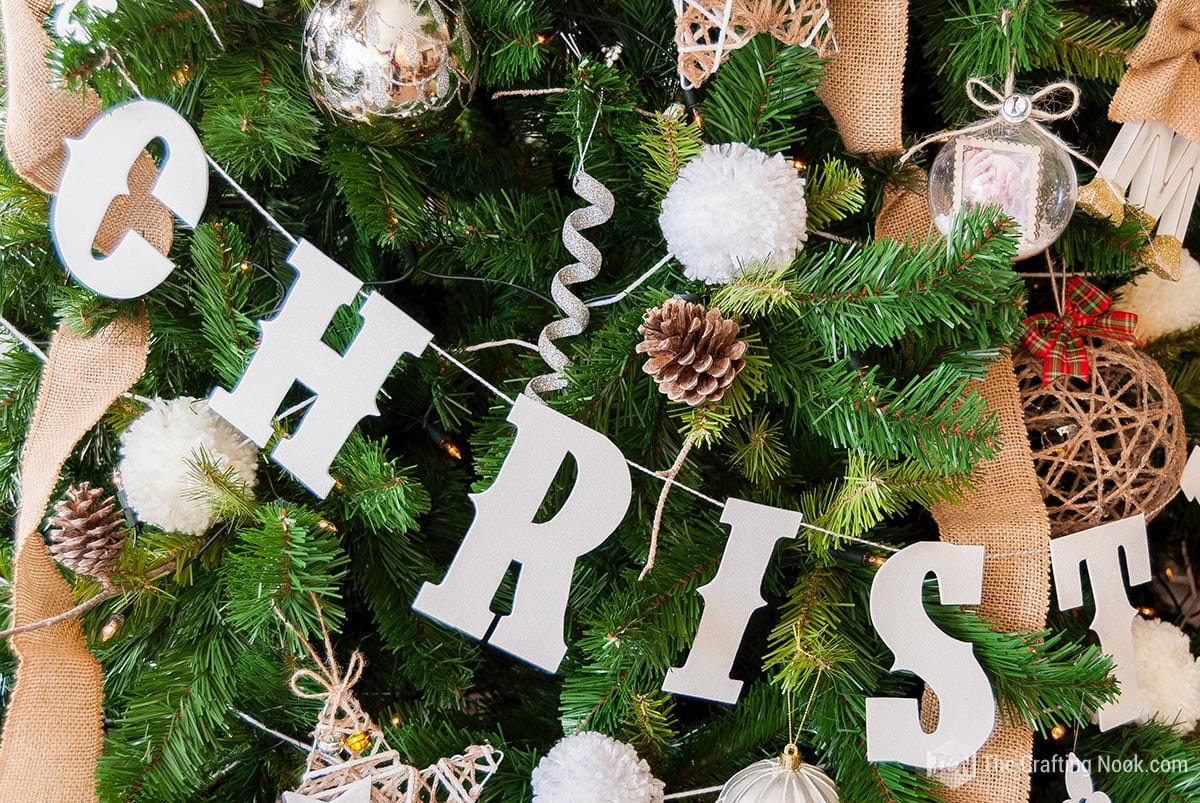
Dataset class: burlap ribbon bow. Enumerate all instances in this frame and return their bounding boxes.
[1109,0,1200,144]
[1020,277,1142,386]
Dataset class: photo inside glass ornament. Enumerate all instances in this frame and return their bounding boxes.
[928,121,1078,259]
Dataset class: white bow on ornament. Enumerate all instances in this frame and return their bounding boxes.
[1063,753,1111,803]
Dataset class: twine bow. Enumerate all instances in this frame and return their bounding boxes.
[275,600,380,757]
[1020,276,1142,385]
[899,74,1098,172]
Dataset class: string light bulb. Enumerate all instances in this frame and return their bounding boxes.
[100,614,125,642]
[1139,606,1157,618]
[1050,724,1068,740]
[440,437,463,460]
[865,554,888,569]
[172,62,192,86]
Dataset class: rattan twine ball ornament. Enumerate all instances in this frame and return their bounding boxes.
[717,745,839,803]
[302,0,476,123]
[1013,340,1186,536]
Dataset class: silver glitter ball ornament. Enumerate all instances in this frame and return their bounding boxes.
[302,0,476,123]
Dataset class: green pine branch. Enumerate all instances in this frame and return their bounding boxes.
[805,158,866,231]
[636,110,704,203]
[221,501,348,643]
[701,37,826,155]
[1038,11,1148,84]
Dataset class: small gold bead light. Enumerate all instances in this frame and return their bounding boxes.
[440,438,463,460]
[1139,607,1157,618]
[1050,724,1068,741]
[343,731,372,754]
[865,554,888,569]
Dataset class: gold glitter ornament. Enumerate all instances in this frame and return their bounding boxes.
[302,0,476,123]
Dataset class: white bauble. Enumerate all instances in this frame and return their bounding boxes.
[1132,616,1200,734]
[717,745,839,803]
[530,732,664,803]
[1115,249,1200,342]
[117,397,258,536]
[659,143,808,285]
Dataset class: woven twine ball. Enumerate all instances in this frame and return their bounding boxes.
[1013,340,1187,537]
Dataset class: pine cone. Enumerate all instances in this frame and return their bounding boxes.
[47,482,127,584]
[636,298,747,406]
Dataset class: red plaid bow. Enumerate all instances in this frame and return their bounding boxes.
[1020,276,1142,385]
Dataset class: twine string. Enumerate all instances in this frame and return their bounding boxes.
[899,72,1098,172]
[792,667,824,744]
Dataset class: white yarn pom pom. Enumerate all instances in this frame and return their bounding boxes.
[531,732,664,803]
[1132,616,1200,734]
[659,143,807,285]
[118,397,258,536]
[1116,249,1200,342]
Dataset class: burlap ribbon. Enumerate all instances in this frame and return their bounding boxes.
[1109,0,1200,144]
[816,0,907,155]
[0,0,170,798]
[0,320,148,803]
[874,176,1051,803]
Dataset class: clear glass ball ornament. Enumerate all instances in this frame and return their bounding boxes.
[302,0,476,123]
[928,100,1077,259]
[717,745,840,803]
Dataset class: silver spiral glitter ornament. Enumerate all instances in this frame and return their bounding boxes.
[302,0,476,123]
[526,169,615,399]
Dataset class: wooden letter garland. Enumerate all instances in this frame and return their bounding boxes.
[412,395,633,673]
[866,542,994,770]
[9,34,1176,800]
[1051,516,1152,731]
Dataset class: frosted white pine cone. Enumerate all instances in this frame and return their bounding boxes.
[659,143,807,285]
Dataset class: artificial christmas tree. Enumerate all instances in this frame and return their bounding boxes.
[0,1,1199,802]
